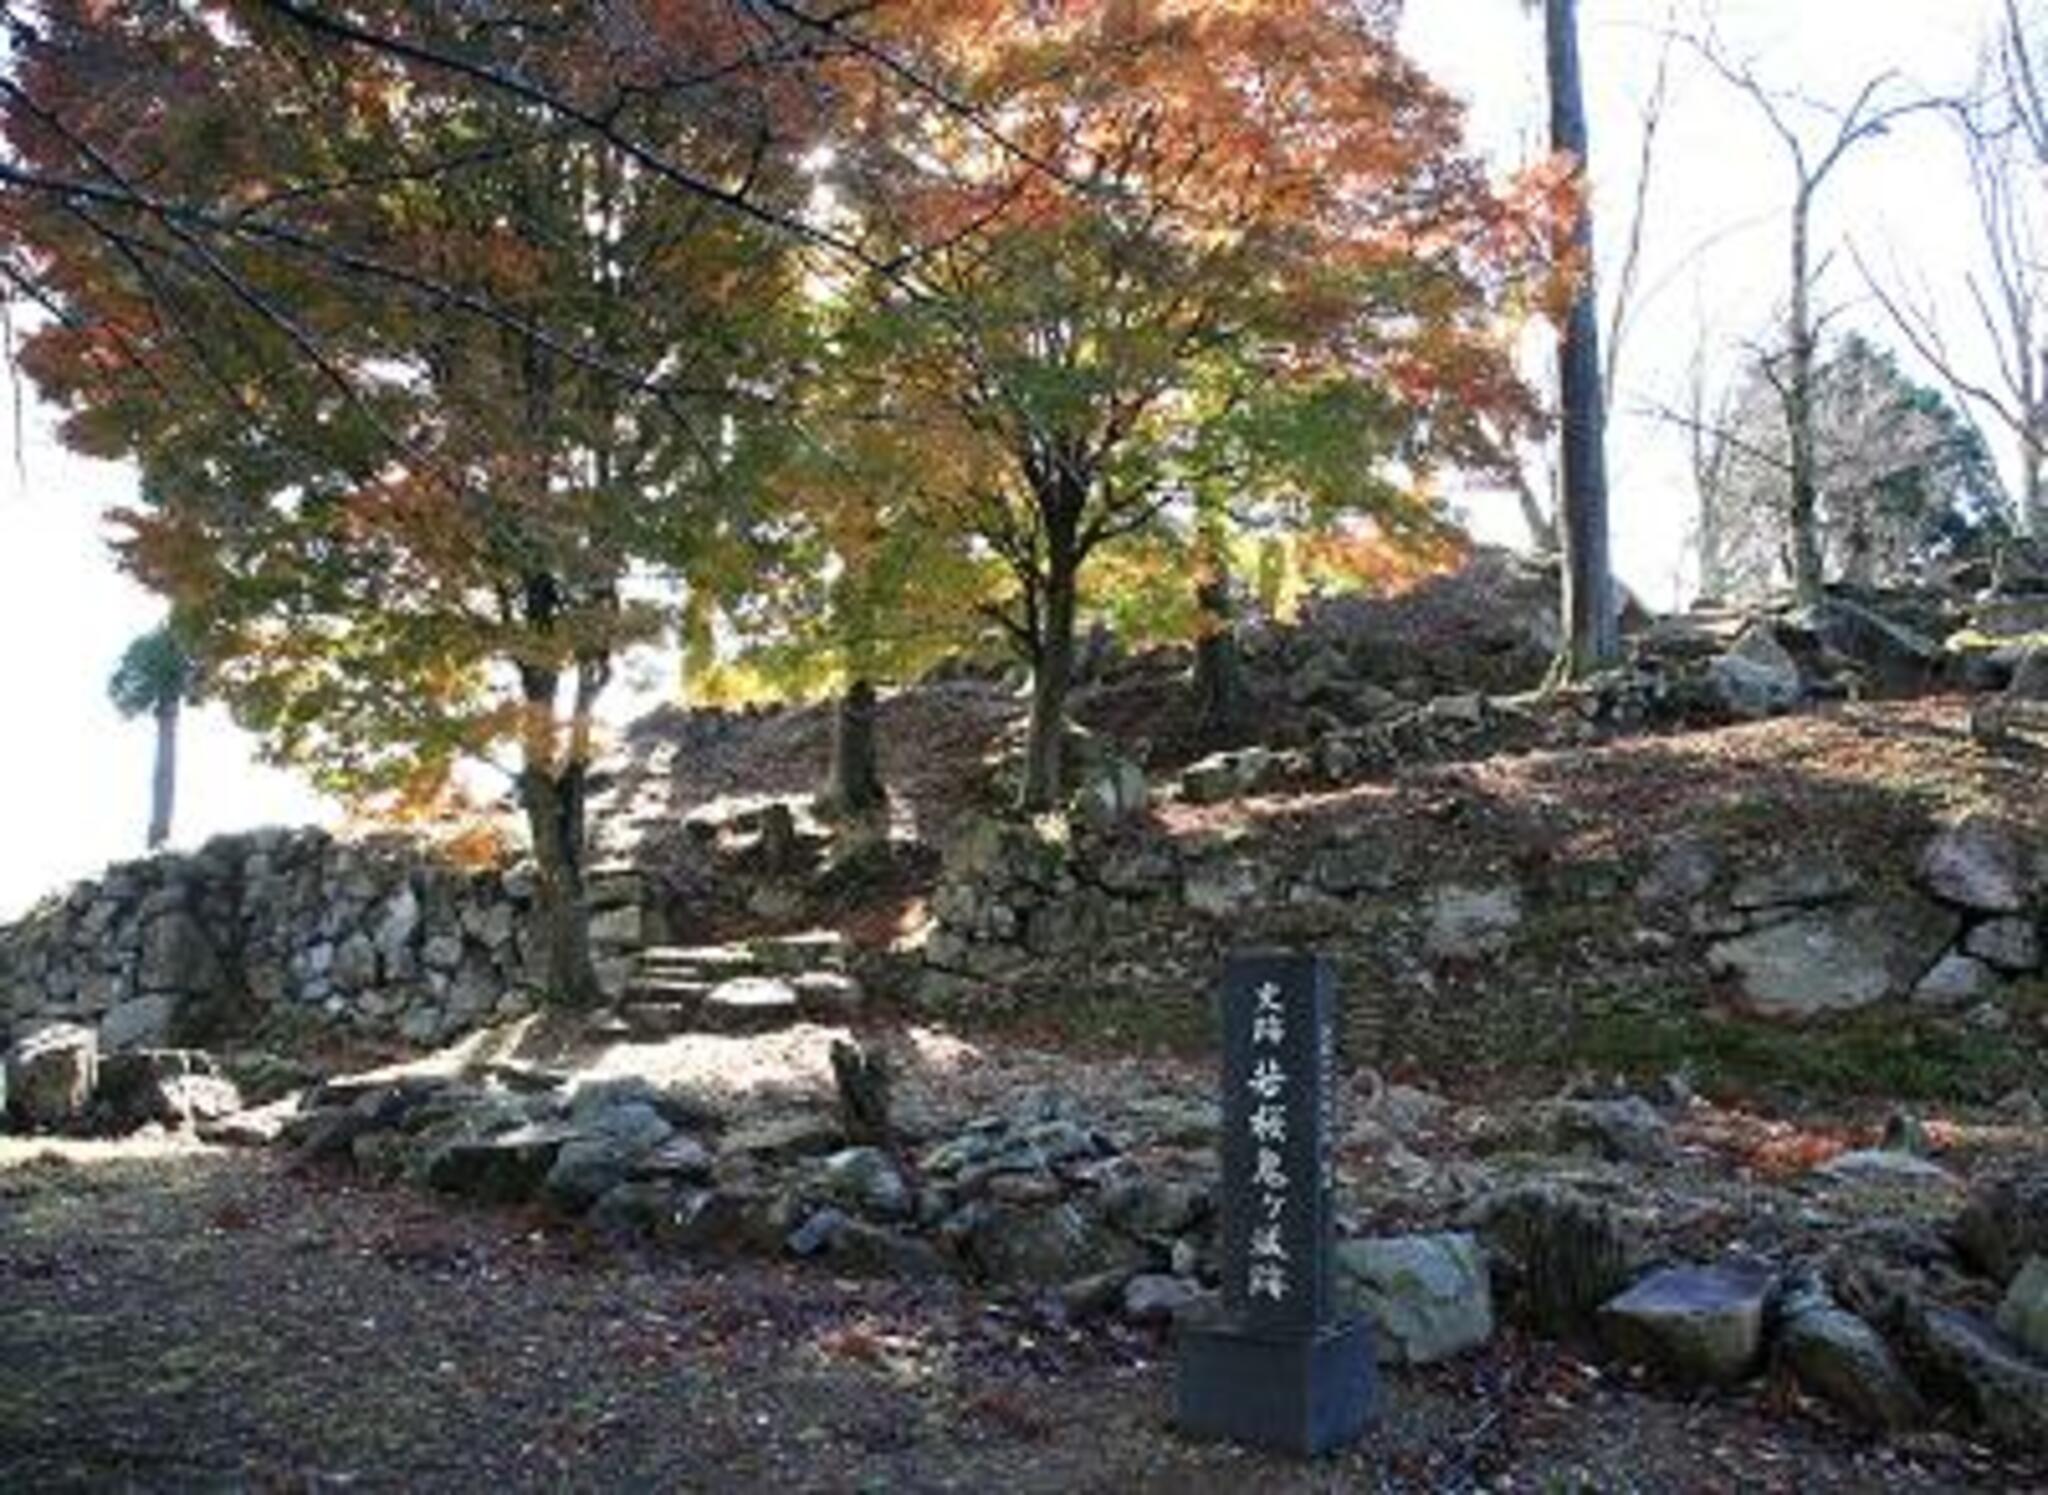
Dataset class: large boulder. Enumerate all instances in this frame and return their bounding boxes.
[5,1022,98,1132]
[1707,626,1804,719]
[1807,597,1944,694]
[1335,1232,1494,1365]
[95,1050,241,1133]
[1707,895,1960,1018]
[1598,1263,1776,1386]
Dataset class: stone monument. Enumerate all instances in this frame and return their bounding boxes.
[1175,949,1376,1455]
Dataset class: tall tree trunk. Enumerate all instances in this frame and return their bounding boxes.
[1191,571,1252,747]
[1697,487,1727,603]
[2026,348,2047,538]
[147,696,178,851]
[1546,0,1620,676]
[518,759,603,1009]
[826,678,888,817]
[1514,464,1560,554]
[517,649,606,1010]
[1021,549,1080,812]
[1786,188,1826,604]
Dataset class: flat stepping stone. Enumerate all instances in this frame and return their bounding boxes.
[639,944,759,980]
[1599,1263,1776,1386]
[700,977,801,1034]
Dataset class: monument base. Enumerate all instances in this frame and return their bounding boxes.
[1174,1315,1377,1457]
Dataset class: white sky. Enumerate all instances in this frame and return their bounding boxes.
[0,0,2017,917]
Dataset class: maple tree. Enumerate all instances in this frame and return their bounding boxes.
[809,0,1551,808]
[3,2,809,1004]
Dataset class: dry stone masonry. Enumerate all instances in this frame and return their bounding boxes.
[0,827,663,1059]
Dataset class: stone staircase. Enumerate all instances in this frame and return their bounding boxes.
[613,931,862,1039]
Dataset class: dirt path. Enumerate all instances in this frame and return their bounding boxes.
[0,1144,2024,1493]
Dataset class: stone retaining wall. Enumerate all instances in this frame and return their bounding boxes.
[0,827,661,1052]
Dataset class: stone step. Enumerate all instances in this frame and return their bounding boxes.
[620,1001,699,1039]
[637,944,760,979]
[752,930,848,974]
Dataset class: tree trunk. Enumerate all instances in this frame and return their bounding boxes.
[1786,188,1826,605]
[825,679,888,817]
[147,696,178,851]
[1515,464,1560,554]
[1547,0,1620,676]
[1021,551,1080,812]
[519,759,605,1009]
[1697,486,1727,604]
[1191,572,1252,747]
[2026,348,2047,538]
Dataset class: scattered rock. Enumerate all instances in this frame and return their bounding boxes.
[786,1206,850,1258]
[1814,1149,1961,1191]
[958,1200,1145,1286]
[1554,1096,1676,1164]
[1957,1176,2048,1284]
[1995,1255,2048,1362]
[425,1121,580,1204]
[1920,816,2028,914]
[815,1146,912,1221]
[1899,1304,2048,1450]
[1778,1303,1924,1431]
[1335,1232,1494,1365]
[1122,1273,1205,1326]
[1466,1183,1639,1337]
[1599,1263,1776,1386]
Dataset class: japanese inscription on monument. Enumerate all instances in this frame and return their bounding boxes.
[1177,950,1375,1457]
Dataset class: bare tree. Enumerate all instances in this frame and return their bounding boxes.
[1541,0,1619,676]
[1688,29,1941,604]
[1855,2,2045,535]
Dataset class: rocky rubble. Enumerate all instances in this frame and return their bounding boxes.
[250,1045,2048,1455]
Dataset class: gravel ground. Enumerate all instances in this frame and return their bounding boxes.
[1,1143,2033,1493]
